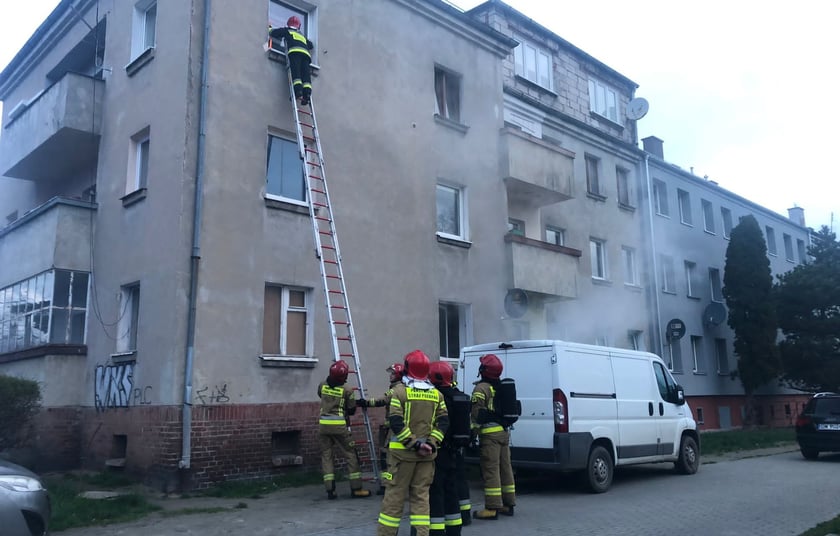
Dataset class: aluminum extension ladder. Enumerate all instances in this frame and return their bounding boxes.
[284,59,381,488]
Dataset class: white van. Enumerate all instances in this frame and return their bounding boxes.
[459,340,700,492]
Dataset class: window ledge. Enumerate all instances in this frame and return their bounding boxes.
[591,277,613,287]
[687,295,702,301]
[265,45,321,75]
[586,192,607,202]
[126,47,155,77]
[662,290,677,295]
[436,233,472,248]
[692,371,707,376]
[0,344,86,364]
[265,195,311,215]
[588,111,624,130]
[704,229,717,236]
[110,351,137,364]
[513,74,558,98]
[624,283,643,292]
[656,213,671,219]
[121,188,147,207]
[680,221,694,228]
[618,202,636,213]
[434,114,469,134]
[260,355,318,368]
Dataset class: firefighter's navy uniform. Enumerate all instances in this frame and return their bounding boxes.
[429,384,470,535]
[269,26,314,102]
[471,379,516,518]
[317,380,367,498]
[377,381,449,536]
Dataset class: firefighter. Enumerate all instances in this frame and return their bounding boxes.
[377,350,449,536]
[471,353,515,520]
[428,361,471,536]
[268,16,314,105]
[317,360,371,499]
[357,362,406,494]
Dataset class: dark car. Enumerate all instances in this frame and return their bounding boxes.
[0,458,50,536]
[795,392,840,460]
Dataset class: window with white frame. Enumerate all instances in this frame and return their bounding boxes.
[677,189,692,225]
[702,199,715,233]
[116,283,140,354]
[653,179,669,216]
[709,267,723,302]
[434,67,461,123]
[507,218,525,236]
[797,238,807,264]
[721,207,733,238]
[616,167,633,207]
[268,1,317,62]
[783,233,794,261]
[436,183,466,240]
[668,340,683,373]
[622,246,638,286]
[660,254,676,293]
[715,338,729,374]
[127,128,150,193]
[585,154,602,196]
[262,285,311,356]
[691,335,704,373]
[590,238,607,280]
[766,226,777,255]
[266,134,305,202]
[595,334,610,347]
[439,302,471,361]
[130,0,157,60]
[588,79,618,122]
[628,330,644,351]
[513,36,553,90]
[684,261,699,298]
[545,225,565,246]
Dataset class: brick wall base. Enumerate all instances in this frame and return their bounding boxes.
[686,393,812,430]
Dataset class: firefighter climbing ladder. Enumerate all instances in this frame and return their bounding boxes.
[284,57,381,487]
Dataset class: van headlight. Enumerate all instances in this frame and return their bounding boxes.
[0,475,44,492]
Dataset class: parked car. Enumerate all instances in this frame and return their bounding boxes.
[795,392,840,460]
[0,458,50,536]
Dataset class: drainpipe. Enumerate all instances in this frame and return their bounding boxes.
[180,0,212,470]
[643,153,664,357]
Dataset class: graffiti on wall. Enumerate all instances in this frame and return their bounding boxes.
[94,363,153,411]
[195,383,231,404]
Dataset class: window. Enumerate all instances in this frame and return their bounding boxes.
[653,180,669,216]
[715,338,729,375]
[585,154,602,197]
[513,37,553,90]
[797,239,807,264]
[691,335,704,373]
[684,261,699,298]
[436,183,466,240]
[721,207,733,238]
[622,246,638,286]
[709,268,723,302]
[116,284,140,354]
[0,270,89,354]
[616,167,633,208]
[545,226,565,246]
[677,189,692,225]
[766,226,777,255]
[783,233,794,261]
[668,340,683,373]
[660,254,676,293]
[262,285,311,356]
[434,67,461,123]
[130,0,157,60]
[127,128,150,193]
[595,334,610,347]
[507,219,525,236]
[696,407,705,424]
[269,1,308,34]
[439,302,471,361]
[590,239,607,280]
[588,79,618,122]
[266,135,305,202]
[702,199,715,233]
[628,330,644,351]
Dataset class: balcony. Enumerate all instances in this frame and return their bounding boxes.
[0,197,95,287]
[0,73,103,181]
[501,127,574,209]
[505,233,580,299]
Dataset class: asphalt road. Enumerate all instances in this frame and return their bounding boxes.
[60,449,840,536]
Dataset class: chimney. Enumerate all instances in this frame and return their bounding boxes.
[642,136,664,160]
[788,206,806,227]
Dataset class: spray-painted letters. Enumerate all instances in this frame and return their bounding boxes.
[94,363,153,411]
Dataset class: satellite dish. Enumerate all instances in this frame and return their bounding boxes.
[504,288,529,319]
[703,302,727,328]
[627,97,649,120]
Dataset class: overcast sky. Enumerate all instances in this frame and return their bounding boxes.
[2,0,837,230]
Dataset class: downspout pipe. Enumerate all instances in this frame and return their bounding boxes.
[181,0,212,470]
[643,152,664,357]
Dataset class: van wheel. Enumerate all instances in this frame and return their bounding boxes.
[800,447,819,460]
[584,445,613,493]
[674,435,700,474]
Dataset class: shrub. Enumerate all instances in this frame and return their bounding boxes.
[0,375,41,450]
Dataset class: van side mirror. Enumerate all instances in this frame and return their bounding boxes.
[674,385,686,406]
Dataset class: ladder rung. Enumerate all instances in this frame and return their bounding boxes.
[311,188,326,195]
[319,230,333,236]
[309,174,323,180]
[337,337,351,341]
[326,275,341,280]
[303,135,315,142]
[328,290,344,294]
[330,305,347,310]
[321,245,335,250]
[313,202,328,208]
[305,147,319,154]
[299,122,314,129]
[324,260,338,265]
[315,217,331,223]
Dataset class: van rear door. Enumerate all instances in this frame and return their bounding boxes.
[499,345,555,450]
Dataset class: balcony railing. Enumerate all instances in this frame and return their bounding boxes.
[504,233,580,298]
[0,72,103,180]
[501,127,574,208]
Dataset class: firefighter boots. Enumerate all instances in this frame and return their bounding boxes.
[498,505,514,516]
[473,509,498,520]
[351,488,371,498]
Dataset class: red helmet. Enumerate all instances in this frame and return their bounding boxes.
[429,361,454,388]
[479,354,503,380]
[286,16,302,30]
[387,363,405,384]
[404,350,430,380]
[328,360,349,384]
